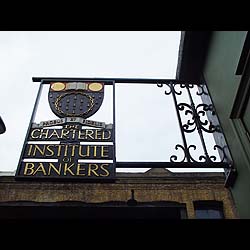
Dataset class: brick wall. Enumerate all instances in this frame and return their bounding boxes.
[0,170,238,219]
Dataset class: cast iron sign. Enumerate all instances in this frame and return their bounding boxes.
[15,81,115,181]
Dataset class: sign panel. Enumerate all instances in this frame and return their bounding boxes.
[34,117,110,129]
[19,162,115,179]
[15,81,115,181]
[28,128,113,142]
[23,144,113,159]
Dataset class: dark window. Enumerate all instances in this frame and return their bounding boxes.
[0,200,188,220]
[194,201,224,219]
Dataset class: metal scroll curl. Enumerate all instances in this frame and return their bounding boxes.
[157,82,182,95]
[196,104,217,133]
[157,81,228,165]
[188,144,227,163]
[170,144,186,162]
[170,144,227,163]
[180,82,208,95]
[196,83,208,96]
[177,102,218,133]
[179,82,208,96]
[180,83,194,89]
[177,103,196,133]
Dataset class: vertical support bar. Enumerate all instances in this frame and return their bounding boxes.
[200,76,236,186]
[170,82,190,162]
[186,85,210,160]
[185,201,196,219]
[30,81,44,124]
[112,81,116,174]
[15,81,44,177]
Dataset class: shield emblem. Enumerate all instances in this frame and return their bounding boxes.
[48,81,104,119]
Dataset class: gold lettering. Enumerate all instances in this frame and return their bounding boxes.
[30,129,40,139]
[88,164,99,177]
[92,145,97,157]
[48,129,60,139]
[40,129,49,139]
[57,144,62,157]
[79,145,90,158]
[102,130,111,140]
[85,130,94,140]
[46,145,55,157]
[61,129,70,139]
[33,144,46,157]
[70,144,77,157]
[101,146,109,158]
[33,163,47,175]
[63,163,75,175]
[62,157,71,162]
[99,164,110,177]
[65,125,78,129]
[64,144,68,157]
[71,129,76,139]
[76,164,86,176]
[48,162,61,175]
[27,144,33,156]
[78,130,86,140]
[95,130,102,140]
[23,162,35,175]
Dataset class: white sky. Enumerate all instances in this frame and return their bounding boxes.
[0,31,222,173]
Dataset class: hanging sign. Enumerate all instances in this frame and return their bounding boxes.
[15,81,115,180]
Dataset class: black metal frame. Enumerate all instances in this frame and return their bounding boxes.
[16,77,236,186]
[157,81,227,164]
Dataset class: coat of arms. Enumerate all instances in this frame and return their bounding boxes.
[48,81,104,119]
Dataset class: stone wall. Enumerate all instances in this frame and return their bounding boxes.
[0,169,238,219]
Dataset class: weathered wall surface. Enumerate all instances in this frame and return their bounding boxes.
[203,31,250,218]
[0,172,238,219]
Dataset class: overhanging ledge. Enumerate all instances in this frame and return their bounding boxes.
[176,31,212,81]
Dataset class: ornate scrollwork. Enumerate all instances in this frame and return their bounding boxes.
[177,102,218,133]
[177,103,196,133]
[212,145,227,162]
[196,104,217,133]
[188,144,227,163]
[170,144,227,163]
[170,144,187,162]
[157,82,182,95]
[157,81,230,166]
[196,84,208,96]
[179,82,208,96]
[187,145,206,162]
[180,83,194,89]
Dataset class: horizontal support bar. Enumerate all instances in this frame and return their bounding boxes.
[32,77,202,85]
[115,162,231,169]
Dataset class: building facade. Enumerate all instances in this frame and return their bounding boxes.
[176,31,250,218]
[0,34,244,220]
[0,168,238,220]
